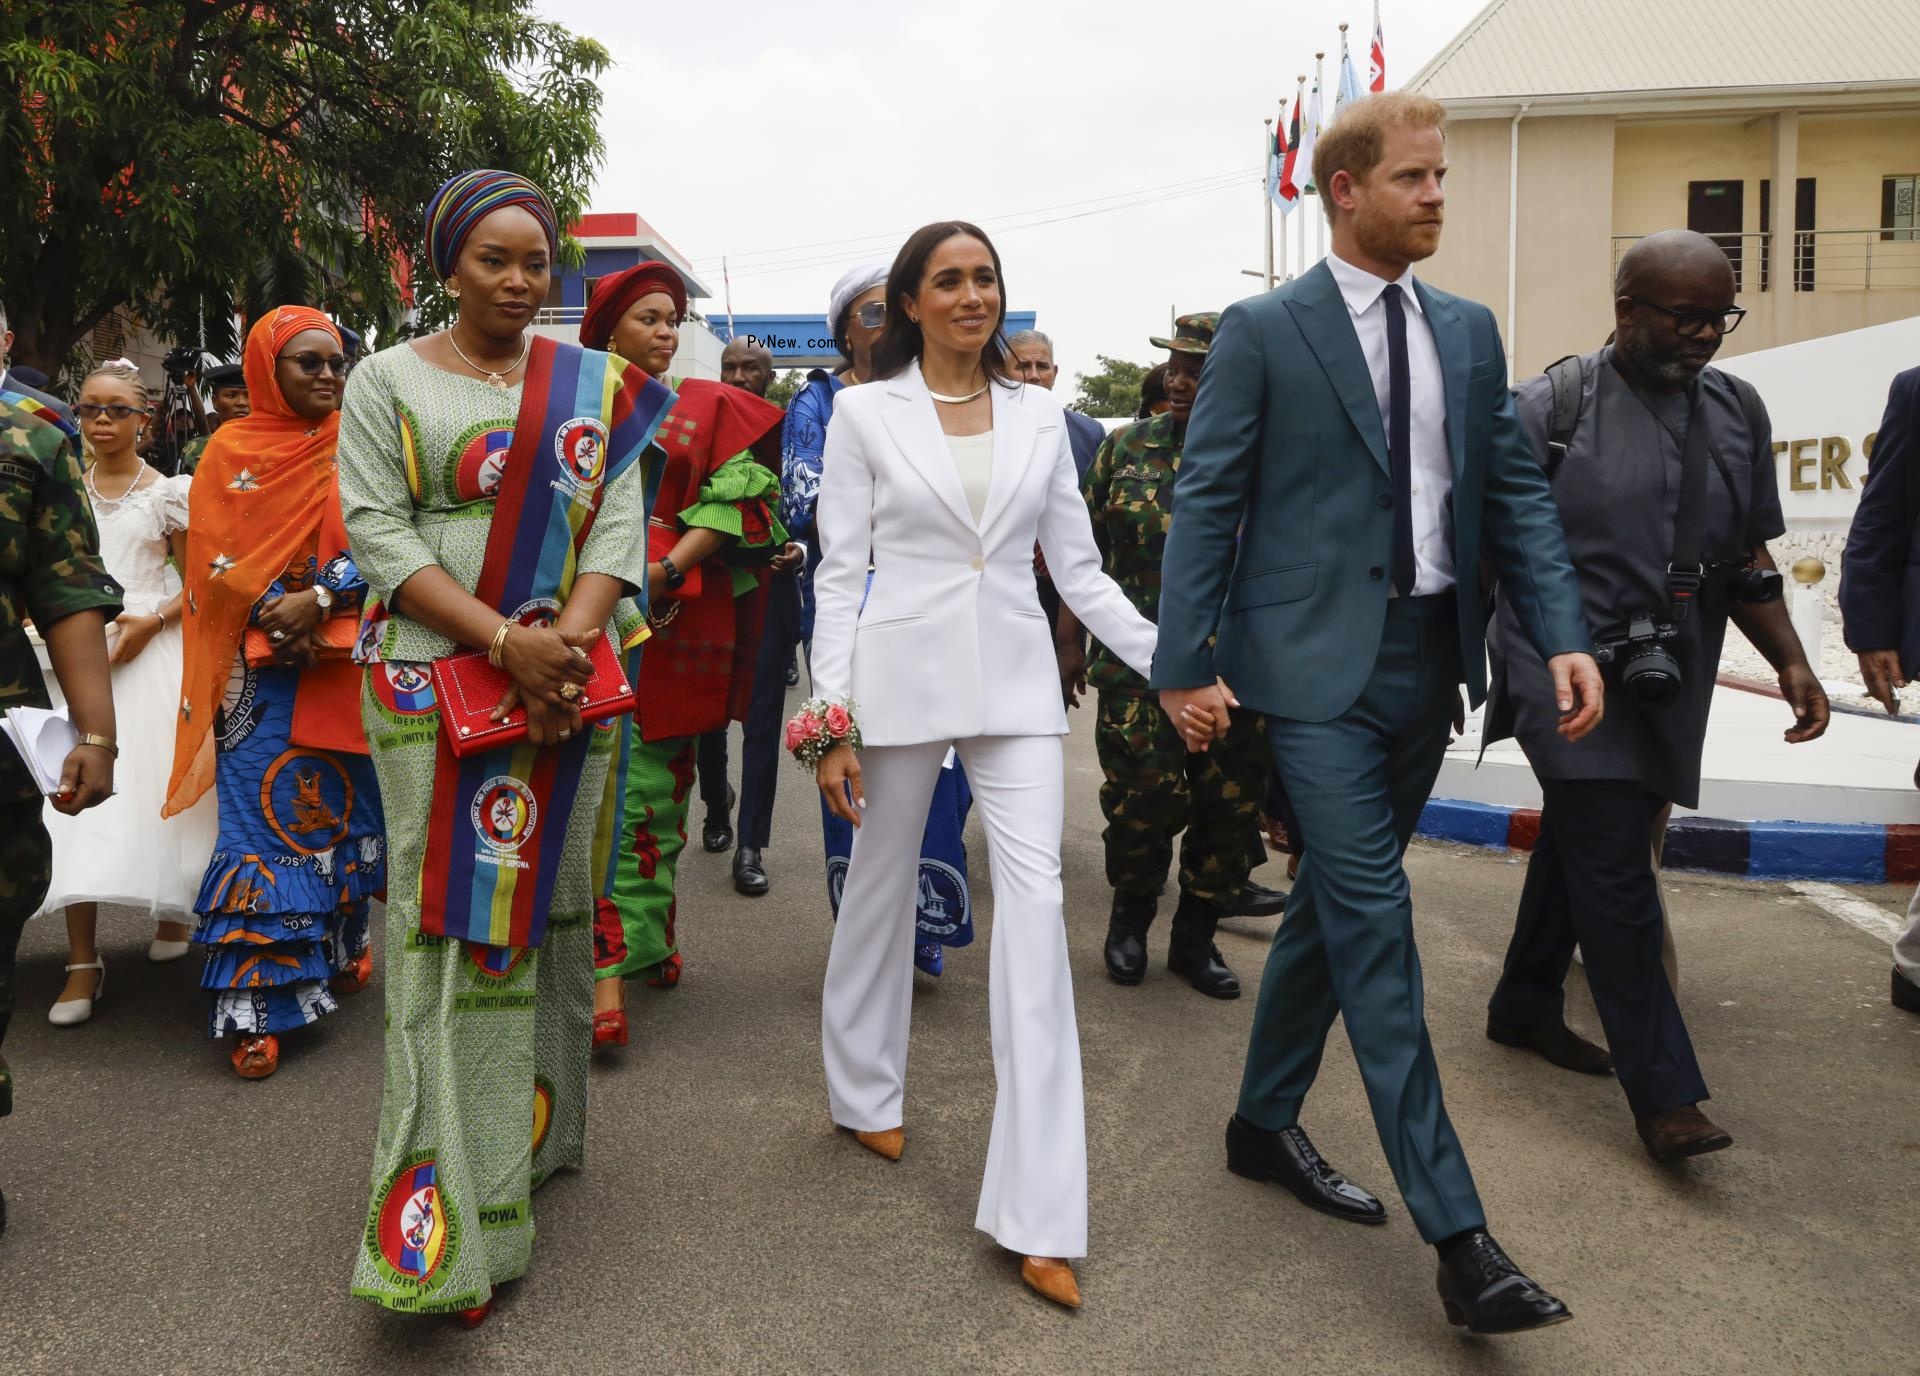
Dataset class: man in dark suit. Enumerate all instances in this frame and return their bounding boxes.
[1153,91,1605,1335]
[1840,363,1920,1014]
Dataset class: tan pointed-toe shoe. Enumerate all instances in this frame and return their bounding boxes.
[1020,1256,1081,1309]
[851,1126,905,1161]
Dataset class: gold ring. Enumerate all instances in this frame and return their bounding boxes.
[559,682,582,702]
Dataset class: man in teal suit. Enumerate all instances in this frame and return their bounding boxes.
[1153,92,1606,1335]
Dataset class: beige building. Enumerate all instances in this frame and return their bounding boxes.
[1408,0,1920,376]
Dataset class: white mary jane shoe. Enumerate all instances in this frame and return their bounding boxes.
[48,959,105,1027]
[148,938,191,963]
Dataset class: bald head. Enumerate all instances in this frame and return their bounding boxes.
[721,336,774,397]
[1614,229,1735,300]
[1612,229,1742,392]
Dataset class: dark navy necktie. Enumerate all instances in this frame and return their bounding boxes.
[1382,283,1416,596]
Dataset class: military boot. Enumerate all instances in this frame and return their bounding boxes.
[1103,890,1156,986]
[1168,891,1240,999]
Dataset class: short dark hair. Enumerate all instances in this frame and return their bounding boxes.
[869,221,1013,385]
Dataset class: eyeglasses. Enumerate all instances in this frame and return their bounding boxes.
[855,302,887,329]
[277,351,350,377]
[74,403,145,422]
[1624,297,1746,338]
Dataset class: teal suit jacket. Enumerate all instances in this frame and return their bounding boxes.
[1150,261,1590,722]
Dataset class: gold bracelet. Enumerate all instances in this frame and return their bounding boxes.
[488,618,514,668]
[76,732,118,758]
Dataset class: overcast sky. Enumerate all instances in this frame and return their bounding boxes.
[538,0,1487,388]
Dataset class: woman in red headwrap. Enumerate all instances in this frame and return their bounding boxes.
[581,262,787,1048]
[165,307,386,1080]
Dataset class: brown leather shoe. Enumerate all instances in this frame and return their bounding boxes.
[1020,1256,1081,1309]
[851,1126,904,1161]
[1636,1104,1733,1162]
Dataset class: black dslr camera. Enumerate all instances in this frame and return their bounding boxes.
[1593,615,1683,705]
[162,346,207,381]
[1720,555,1784,605]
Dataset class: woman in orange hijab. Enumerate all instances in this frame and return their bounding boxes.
[166,306,386,1079]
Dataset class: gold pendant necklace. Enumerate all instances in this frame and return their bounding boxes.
[448,330,530,389]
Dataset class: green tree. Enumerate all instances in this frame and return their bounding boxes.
[765,368,806,410]
[0,0,610,371]
[1072,355,1150,419]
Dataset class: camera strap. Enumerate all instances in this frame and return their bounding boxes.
[1667,388,1712,625]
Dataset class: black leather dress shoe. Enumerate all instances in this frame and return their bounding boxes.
[1225,1116,1386,1224]
[1226,880,1288,918]
[1486,1015,1614,1075]
[732,846,769,897]
[1169,942,1241,999]
[1894,967,1920,1015]
[702,788,736,853]
[1104,892,1153,985]
[1436,1230,1571,1334]
[785,662,800,688]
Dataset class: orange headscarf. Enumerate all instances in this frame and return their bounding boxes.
[165,307,351,815]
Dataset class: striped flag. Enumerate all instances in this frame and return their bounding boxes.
[1266,99,1290,209]
[1276,81,1307,214]
[1369,3,1386,91]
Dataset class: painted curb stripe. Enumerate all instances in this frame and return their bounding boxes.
[1420,798,1901,885]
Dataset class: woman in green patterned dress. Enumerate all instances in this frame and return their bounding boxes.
[338,171,672,1324]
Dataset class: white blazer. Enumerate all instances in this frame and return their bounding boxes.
[811,361,1157,747]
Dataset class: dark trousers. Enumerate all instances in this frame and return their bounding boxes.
[697,728,730,815]
[1236,597,1484,1244]
[0,800,52,1118]
[738,569,804,851]
[1488,777,1708,1117]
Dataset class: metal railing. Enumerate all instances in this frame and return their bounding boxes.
[1611,230,1920,293]
[534,305,584,325]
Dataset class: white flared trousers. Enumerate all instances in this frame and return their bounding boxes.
[821,734,1087,1259]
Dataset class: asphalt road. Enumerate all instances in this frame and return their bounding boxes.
[3,715,1915,1375]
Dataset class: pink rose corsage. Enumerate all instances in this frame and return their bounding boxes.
[786,696,861,768]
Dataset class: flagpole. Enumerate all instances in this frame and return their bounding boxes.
[1313,51,1327,269]
[1263,118,1276,290]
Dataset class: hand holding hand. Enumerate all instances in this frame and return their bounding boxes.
[1159,679,1238,753]
[51,742,113,815]
[1779,663,1830,743]
[255,588,325,641]
[1857,649,1905,716]
[108,611,163,665]
[1547,652,1605,741]
[816,741,864,828]
[500,624,595,708]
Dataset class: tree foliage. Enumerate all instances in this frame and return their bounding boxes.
[765,368,806,410]
[0,0,611,371]
[1071,355,1150,419]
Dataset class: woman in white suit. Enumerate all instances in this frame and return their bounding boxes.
[806,222,1157,1309]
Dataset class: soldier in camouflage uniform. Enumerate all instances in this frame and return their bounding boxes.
[1070,314,1272,998]
[0,390,122,1232]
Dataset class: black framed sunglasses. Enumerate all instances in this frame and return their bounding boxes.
[1624,297,1746,338]
[277,351,350,377]
[854,301,887,329]
[73,402,145,421]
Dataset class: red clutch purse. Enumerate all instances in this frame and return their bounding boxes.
[430,629,635,757]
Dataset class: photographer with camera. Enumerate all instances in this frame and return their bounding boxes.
[1482,230,1828,1163]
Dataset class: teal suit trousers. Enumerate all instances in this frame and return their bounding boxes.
[1236,596,1486,1243]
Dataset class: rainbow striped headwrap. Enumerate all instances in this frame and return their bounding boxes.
[423,169,559,281]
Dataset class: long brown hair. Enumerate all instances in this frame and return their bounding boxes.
[869,220,1014,385]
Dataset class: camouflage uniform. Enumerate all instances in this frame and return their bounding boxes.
[1082,313,1270,955]
[0,395,123,1139]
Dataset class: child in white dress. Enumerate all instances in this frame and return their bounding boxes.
[40,361,218,1025]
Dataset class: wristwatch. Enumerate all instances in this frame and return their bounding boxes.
[76,733,118,758]
[658,555,686,591]
[312,584,335,612]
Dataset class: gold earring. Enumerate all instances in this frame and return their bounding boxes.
[448,282,462,299]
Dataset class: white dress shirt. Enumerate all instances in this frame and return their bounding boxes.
[1325,251,1456,594]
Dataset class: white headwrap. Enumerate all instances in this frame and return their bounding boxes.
[827,260,890,339]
